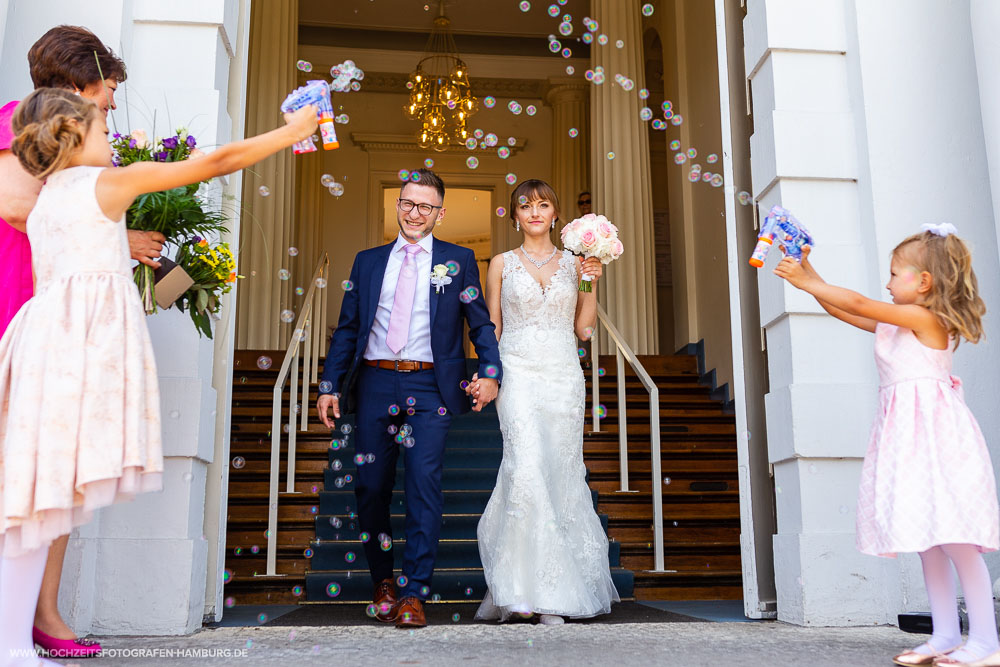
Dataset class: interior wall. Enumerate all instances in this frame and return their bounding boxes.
[305,75,554,333]
[648,0,733,388]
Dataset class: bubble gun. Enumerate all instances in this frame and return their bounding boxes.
[748,205,814,267]
[280,80,338,154]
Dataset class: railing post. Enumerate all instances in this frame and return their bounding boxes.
[266,379,282,577]
[591,334,600,432]
[616,349,630,492]
[650,387,665,572]
[286,346,300,494]
[300,323,310,432]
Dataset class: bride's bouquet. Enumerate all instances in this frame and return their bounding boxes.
[560,213,625,292]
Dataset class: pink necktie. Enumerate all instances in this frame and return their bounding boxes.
[386,243,423,354]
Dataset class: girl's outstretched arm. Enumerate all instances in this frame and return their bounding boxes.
[95,106,318,221]
[774,256,942,338]
[796,247,877,332]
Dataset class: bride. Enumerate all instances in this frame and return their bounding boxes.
[467,179,620,625]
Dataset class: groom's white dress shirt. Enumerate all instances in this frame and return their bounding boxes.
[364,232,435,363]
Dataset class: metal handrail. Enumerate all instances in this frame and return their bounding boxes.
[262,254,330,577]
[590,304,666,572]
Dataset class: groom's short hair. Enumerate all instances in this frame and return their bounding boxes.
[402,168,445,203]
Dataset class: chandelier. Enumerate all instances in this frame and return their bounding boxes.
[404,2,478,152]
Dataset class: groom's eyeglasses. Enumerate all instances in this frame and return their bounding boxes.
[397,198,442,217]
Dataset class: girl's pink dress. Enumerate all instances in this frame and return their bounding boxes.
[0,100,33,335]
[856,323,999,557]
[0,166,163,557]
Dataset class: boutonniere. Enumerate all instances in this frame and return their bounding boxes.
[430,264,452,294]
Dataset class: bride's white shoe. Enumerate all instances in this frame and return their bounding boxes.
[539,615,565,625]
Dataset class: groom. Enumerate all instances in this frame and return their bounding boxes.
[317,169,501,628]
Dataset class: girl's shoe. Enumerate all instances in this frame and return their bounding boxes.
[934,650,1000,666]
[893,644,962,666]
[538,614,564,625]
[32,626,102,658]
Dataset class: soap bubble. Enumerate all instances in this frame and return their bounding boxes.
[598,367,606,376]
[483,96,496,108]
[315,277,328,288]
[280,309,295,323]
[639,107,652,121]
[437,407,447,416]
[639,88,650,99]
[711,174,724,187]
[559,21,573,36]
[406,396,417,407]
[452,613,461,622]
[707,154,719,164]
[616,39,624,48]
[465,138,477,150]
[548,40,562,54]
[256,355,272,369]
[496,206,507,217]
[569,128,579,138]
[326,582,341,598]
[671,114,683,126]
[651,119,666,130]
[674,153,687,165]
[606,151,616,160]
[295,286,304,295]
[329,182,345,197]
[688,170,701,183]
[446,260,461,275]
[398,169,410,181]
[687,148,697,159]
[341,280,354,291]
[331,459,343,471]
[278,269,290,280]
[388,404,400,415]
[508,136,517,146]
[484,133,498,147]
[258,186,270,197]
[484,365,499,378]
[288,247,298,257]
[505,173,517,185]
[335,114,349,124]
[582,32,593,44]
[519,1,530,11]
[598,34,608,45]
[497,147,511,159]
[642,3,655,16]
[548,4,560,16]
[424,158,434,168]
[526,105,537,116]
[231,456,245,469]
[360,532,370,543]
[737,191,752,206]
[459,286,480,303]
[319,380,333,393]
[466,156,479,169]
[597,404,607,418]
[341,423,352,434]
[562,48,572,58]
[670,139,681,151]
[321,174,335,187]
[296,60,312,72]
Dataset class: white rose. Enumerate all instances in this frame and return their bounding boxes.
[131,129,148,149]
[432,264,449,279]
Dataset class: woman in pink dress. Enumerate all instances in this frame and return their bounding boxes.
[0,25,165,659]
[776,226,997,667]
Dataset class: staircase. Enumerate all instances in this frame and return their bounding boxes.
[584,353,742,600]
[224,353,635,605]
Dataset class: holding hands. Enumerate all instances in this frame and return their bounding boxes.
[464,373,499,412]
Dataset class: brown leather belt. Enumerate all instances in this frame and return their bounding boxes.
[364,359,434,372]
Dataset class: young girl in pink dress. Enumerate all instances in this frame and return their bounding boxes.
[776,225,998,667]
[0,87,316,665]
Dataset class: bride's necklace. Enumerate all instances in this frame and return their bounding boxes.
[520,244,558,269]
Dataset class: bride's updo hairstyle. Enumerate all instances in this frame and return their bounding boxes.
[11,87,96,179]
[509,179,561,229]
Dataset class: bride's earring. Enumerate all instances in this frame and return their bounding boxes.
[516,220,520,232]
[551,218,556,230]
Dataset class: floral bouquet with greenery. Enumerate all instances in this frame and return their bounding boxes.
[172,237,241,338]
[111,128,229,314]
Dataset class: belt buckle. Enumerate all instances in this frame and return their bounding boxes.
[394,360,412,373]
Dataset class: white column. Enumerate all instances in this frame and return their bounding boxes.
[546,78,590,227]
[590,0,658,353]
[970,0,1000,271]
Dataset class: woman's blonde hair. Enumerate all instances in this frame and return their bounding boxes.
[509,179,561,229]
[11,87,96,179]
[893,230,986,347]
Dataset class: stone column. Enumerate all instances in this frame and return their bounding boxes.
[590,0,659,354]
[236,0,297,349]
[546,78,590,233]
[970,0,1000,269]
[294,149,324,291]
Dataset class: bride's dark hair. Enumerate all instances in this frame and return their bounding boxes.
[509,179,560,228]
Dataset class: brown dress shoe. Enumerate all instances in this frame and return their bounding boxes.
[394,596,427,629]
[372,578,398,623]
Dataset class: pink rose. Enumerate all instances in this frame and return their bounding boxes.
[581,230,598,248]
[582,213,597,222]
[599,221,614,238]
[613,239,624,256]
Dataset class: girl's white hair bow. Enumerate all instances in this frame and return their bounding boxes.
[921,222,958,237]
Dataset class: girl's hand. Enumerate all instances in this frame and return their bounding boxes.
[581,257,603,282]
[283,105,319,142]
[773,256,812,288]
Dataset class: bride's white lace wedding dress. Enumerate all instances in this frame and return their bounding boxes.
[475,249,620,621]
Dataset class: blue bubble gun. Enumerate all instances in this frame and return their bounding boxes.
[749,205,814,267]
[280,80,338,154]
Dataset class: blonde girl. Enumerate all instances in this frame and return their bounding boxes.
[775,225,996,667]
[0,87,315,665]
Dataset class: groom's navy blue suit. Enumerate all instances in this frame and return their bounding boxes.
[319,237,501,599]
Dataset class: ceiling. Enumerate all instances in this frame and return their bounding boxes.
[299,0,593,57]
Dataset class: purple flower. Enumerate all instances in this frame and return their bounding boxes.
[113,133,121,139]
[162,136,179,149]
[186,135,197,147]
[156,151,169,161]
[129,138,137,148]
